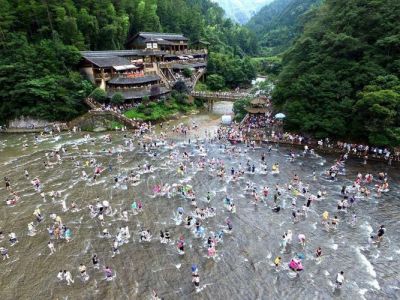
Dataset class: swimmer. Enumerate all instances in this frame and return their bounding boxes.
[331,216,339,229]
[192,272,200,288]
[104,266,113,280]
[79,264,89,281]
[121,210,129,222]
[160,230,166,244]
[0,247,9,260]
[177,237,185,254]
[298,234,306,248]
[9,232,18,245]
[315,247,322,258]
[226,218,233,231]
[152,290,161,300]
[28,222,36,236]
[57,270,64,281]
[286,230,293,244]
[376,225,385,242]
[64,270,74,285]
[65,227,72,242]
[280,235,287,250]
[48,241,56,255]
[322,211,329,224]
[206,192,211,203]
[92,254,99,269]
[112,239,120,257]
[5,177,11,191]
[207,245,216,257]
[103,228,110,238]
[165,230,170,243]
[335,271,344,289]
[274,256,281,270]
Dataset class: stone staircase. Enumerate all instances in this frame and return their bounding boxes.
[84,97,101,109]
[192,68,206,91]
[153,62,171,89]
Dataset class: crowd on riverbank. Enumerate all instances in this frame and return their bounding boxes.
[223,123,399,164]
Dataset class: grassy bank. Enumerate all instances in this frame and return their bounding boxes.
[124,98,201,122]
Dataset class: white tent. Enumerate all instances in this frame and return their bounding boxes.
[221,115,232,125]
[275,113,286,119]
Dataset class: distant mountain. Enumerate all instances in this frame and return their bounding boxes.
[213,0,273,24]
[247,0,322,54]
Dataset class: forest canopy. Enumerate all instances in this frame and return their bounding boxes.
[247,0,321,55]
[273,0,400,146]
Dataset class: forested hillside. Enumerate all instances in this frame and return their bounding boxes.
[213,0,272,24]
[247,0,321,55]
[273,0,400,146]
[0,0,257,123]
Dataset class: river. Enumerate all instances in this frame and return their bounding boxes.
[0,102,399,300]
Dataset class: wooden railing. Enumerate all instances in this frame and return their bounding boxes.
[192,69,206,90]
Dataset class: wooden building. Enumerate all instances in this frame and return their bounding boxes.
[106,75,169,101]
[126,32,189,52]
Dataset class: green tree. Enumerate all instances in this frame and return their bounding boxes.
[91,88,107,103]
[353,76,400,146]
[172,80,189,94]
[233,98,251,122]
[182,68,193,78]
[207,74,225,91]
[273,0,400,145]
[111,92,125,105]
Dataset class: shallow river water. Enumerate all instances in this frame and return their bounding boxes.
[0,103,399,300]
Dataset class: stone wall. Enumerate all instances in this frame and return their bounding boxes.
[69,113,119,132]
[8,116,52,129]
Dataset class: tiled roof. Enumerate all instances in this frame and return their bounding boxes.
[81,50,166,59]
[139,32,189,41]
[108,75,160,85]
[83,56,131,68]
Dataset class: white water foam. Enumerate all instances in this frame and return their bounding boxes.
[355,247,380,290]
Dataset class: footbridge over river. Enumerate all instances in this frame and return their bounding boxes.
[190,91,252,111]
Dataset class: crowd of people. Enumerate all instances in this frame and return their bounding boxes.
[224,119,399,164]
[0,109,395,299]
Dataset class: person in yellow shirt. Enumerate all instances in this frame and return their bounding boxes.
[274,256,282,269]
[322,211,329,223]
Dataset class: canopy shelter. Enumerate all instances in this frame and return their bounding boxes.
[275,113,286,119]
[245,107,268,114]
[221,115,232,125]
[250,97,268,107]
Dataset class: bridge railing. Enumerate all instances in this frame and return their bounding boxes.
[190,91,252,100]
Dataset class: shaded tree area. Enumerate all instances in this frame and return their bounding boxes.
[273,0,400,146]
[0,33,92,122]
[207,53,257,89]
